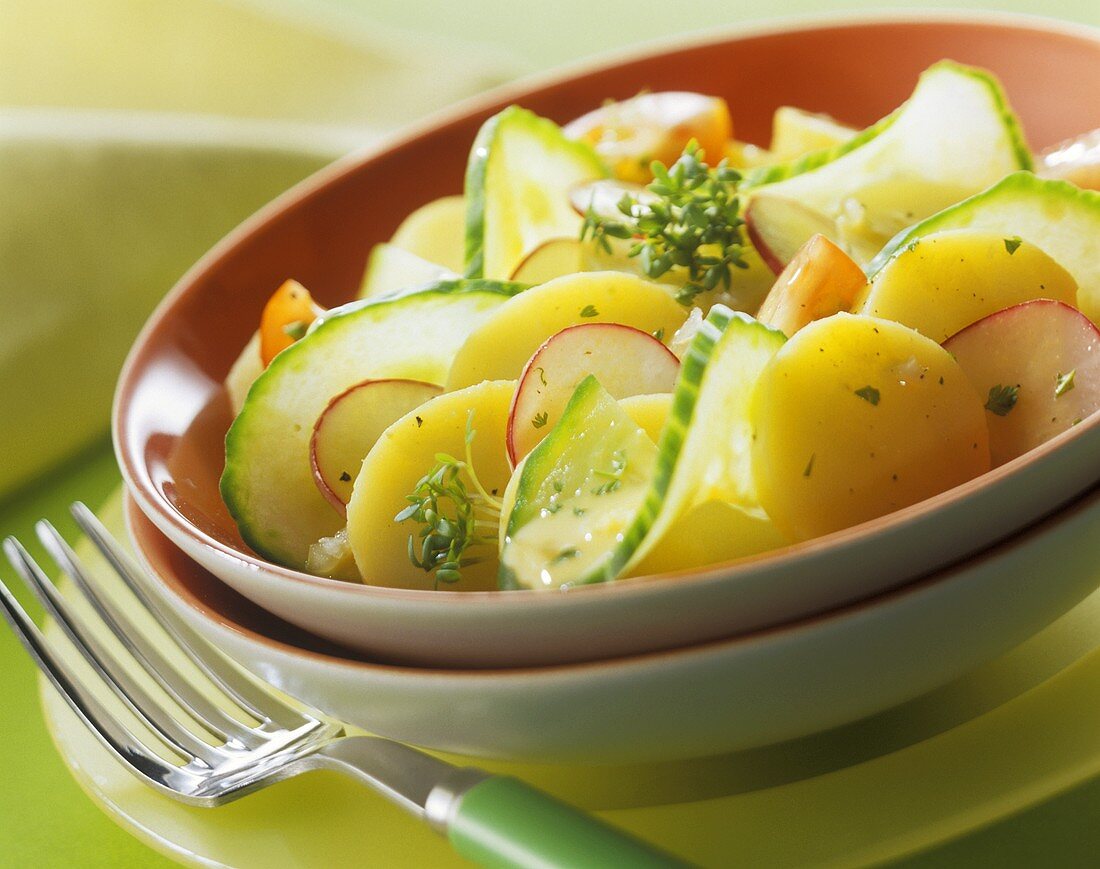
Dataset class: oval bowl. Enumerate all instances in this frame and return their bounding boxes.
[123,480,1100,763]
[115,14,1100,668]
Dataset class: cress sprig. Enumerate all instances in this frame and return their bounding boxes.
[580,141,750,306]
[394,411,502,587]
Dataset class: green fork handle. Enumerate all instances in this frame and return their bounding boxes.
[442,775,691,868]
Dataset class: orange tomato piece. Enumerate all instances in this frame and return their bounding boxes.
[755,235,867,336]
[563,92,732,183]
[259,279,322,366]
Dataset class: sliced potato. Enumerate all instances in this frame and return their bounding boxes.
[628,500,788,576]
[751,313,990,540]
[225,332,262,415]
[390,195,467,273]
[446,271,688,390]
[618,393,672,442]
[856,229,1078,342]
[347,380,515,591]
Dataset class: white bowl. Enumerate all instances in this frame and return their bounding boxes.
[125,479,1100,764]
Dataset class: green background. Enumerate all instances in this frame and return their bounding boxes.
[1,1,1098,866]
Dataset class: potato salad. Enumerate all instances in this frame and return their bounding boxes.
[220,61,1100,591]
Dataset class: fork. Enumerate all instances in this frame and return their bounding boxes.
[0,503,686,869]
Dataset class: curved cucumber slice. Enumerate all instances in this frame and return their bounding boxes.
[222,279,524,569]
[500,376,659,590]
[500,306,785,589]
[465,106,608,280]
[746,61,1030,261]
[867,172,1100,324]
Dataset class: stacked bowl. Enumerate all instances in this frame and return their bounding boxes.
[114,15,1100,764]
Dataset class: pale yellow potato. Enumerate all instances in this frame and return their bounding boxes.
[618,392,672,442]
[347,380,515,591]
[751,313,990,541]
[857,229,1077,342]
[628,500,788,577]
[389,195,466,273]
[225,331,262,415]
[446,272,688,389]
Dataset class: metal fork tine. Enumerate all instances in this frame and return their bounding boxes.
[4,538,226,767]
[71,504,305,730]
[35,519,267,748]
[0,573,189,790]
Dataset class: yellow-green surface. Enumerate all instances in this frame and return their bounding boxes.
[1,0,1099,865]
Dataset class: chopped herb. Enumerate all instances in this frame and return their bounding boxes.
[985,384,1020,416]
[580,140,749,306]
[544,503,562,515]
[553,479,564,493]
[396,411,503,587]
[579,304,599,318]
[592,478,622,496]
[339,471,352,482]
[572,506,587,517]
[1055,369,1076,398]
[550,547,581,565]
[281,320,308,340]
[803,454,815,478]
[415,416,424,428]
[535,366,548,386]
[532,411,549,429]
[652,327,665,342]
[855,385,881,406]
[1003,237,1023,255]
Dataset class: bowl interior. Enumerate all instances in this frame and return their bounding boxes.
[116,16,1100,590]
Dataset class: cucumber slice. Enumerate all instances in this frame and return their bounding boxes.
[357,242,457,299]
[222,278,524,569]
[746,61,1030,261]
[500,376,660,590]
[464,106,608,280]
[867,172,1100,324]
[499,306,786,589]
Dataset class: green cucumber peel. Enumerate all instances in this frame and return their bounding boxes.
[464,105,608,280]
[746,60,1030,189]
[499,306,786,590]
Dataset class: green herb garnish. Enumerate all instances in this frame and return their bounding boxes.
[580,141,749,306]
[579,304,599,318]
[1055,369,1076,398]
[591,449,628,495]
[395,411,502,587]
[855,385,881,406]
[1003,237,1023,255]
[985,384,1020,416]
[532,411,549,429]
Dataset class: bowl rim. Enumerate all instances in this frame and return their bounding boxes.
[114,11,1100,607]
[125,473,1100,678]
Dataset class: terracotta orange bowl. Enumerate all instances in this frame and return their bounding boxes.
[114,14,1100,668]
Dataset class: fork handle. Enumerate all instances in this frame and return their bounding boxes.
[433,774,691,868]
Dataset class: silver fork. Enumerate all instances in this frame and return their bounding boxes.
[0,503,685,869]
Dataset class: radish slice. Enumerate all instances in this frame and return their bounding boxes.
[310,378,442,514]
[507,323,679,465]
[745,194,839,274]
[943,299,1100,466]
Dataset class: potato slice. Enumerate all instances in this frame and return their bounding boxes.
[751,313,990,540]
[446,271,687,389]
[856,229,1077,342]
[390,195,467,273]
[347,380,514,591]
